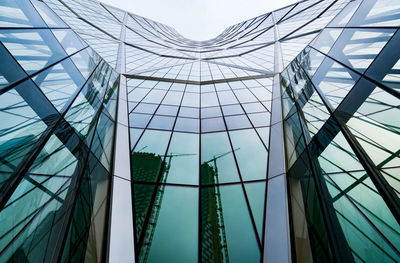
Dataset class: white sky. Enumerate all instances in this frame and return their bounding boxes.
[99,0,298,40]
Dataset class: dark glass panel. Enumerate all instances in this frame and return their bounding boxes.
[0,43,27,89]
[365,30,400,92]
[0,174,71,262]
[310,127,400,262]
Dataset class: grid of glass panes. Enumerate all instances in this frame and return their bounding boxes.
[281,0,400,262]
[0,0,119,262]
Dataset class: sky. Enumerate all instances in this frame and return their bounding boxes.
[99,0,298,40]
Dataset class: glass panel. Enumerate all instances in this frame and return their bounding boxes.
[0,79,57,173]
[348,0,400,27]
[0,0,46,28]
[31,0,67,28]
[179,107,199,118]
[225,115,252,130]
[229,129,268,181]
[129,113,152,128]
[201,106,221,118]
[29,133,79,176]
[133,103,158,115]
[181,92,199,107]
[201,117,225,133]
[201,92,219,107]
[174,117,199,133]
[64,62,111,144]
[164,132,199,185]
[201,184,260,262]
[201,132,240,184]
[162,90,183,106]
[222,104,244,116]
[328,29,395,74]
[217,90,239,105]
[132,130,171,182]
[244,182,266,239]
[32,58,85,112]
[0,29,67,74]
[312,57,360,109]
[148,115,175,130]
[0,44,27,89]
[364,30,400,92]
[248,112,270,127]
[52,29,87,55]
[134,184,198,263]
[70,48,101,79]
[156,105,178,116]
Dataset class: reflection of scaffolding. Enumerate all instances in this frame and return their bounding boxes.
[132,151,194,263]
[201,148,238,263]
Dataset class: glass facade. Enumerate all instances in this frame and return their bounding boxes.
[0,0,399,262]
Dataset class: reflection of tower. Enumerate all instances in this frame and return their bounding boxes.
[132,151,194,263]
[201,149,238,263]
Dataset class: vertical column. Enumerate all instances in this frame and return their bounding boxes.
[108,13,136,263]
[263,12,292,263]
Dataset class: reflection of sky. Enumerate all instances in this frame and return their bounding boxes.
[99,0,297,40]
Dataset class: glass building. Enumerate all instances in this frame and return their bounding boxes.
[0,0,399,262]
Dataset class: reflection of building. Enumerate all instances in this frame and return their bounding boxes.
[132,152,166,263]
[201,162,229,263]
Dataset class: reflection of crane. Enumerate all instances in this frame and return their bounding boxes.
[204,148,240,182]
[136,146,148,152]
[201,148,239,263]
[139,151,195,263]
